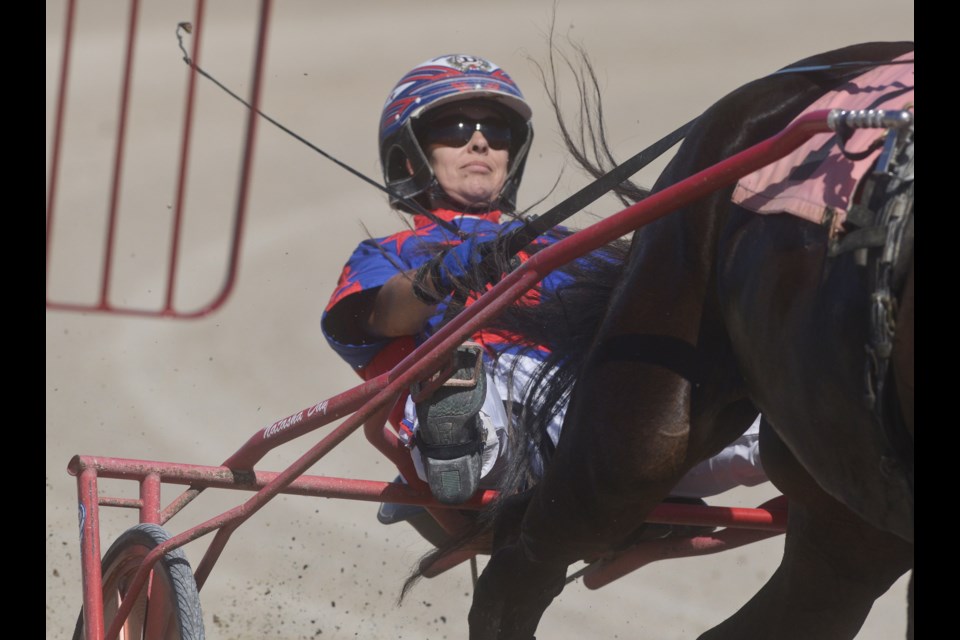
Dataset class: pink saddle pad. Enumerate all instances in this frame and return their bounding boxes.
[731,52,914,236]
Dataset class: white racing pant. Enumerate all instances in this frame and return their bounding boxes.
[405,353,768,498]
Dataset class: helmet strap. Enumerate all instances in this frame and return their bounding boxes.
[424,184,506,216]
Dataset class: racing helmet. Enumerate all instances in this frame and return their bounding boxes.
[379,54,534,213]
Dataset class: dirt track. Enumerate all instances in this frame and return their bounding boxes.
[47,2,914,638]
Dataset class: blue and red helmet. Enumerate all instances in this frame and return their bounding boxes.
[379,54,534,213]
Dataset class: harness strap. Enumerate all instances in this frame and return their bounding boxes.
[828,220,888,255]
[413,429,484,460]
[840,121,914,495]
[498,119,697,260]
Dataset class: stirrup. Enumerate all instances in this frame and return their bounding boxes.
[413,342,487,505]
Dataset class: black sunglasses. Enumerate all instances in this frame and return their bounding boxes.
[418,115,513,151]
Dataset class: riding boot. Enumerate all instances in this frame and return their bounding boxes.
[413,342,488,505]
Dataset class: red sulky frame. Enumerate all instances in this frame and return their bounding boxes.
[68,108,877,640]
[46,0,271,319]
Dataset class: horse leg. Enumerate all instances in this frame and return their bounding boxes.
[907,569,914,640]
[469,540,567,640]
[466,489,567,640]
[470,199,763,637]
[699,419,913,640]
[470,354,728,639]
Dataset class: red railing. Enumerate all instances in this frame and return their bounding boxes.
[45,0,274,319]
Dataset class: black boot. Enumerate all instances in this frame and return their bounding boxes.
[413,343,488,505]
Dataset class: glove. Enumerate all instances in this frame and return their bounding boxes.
[412,218,531,305]
[438,232,500,287]
[412,230,503,305]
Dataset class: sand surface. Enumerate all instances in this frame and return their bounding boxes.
[47,2,914,638]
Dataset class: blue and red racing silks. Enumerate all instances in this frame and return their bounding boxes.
[321,209,568,376]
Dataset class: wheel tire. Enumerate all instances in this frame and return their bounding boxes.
[72,523,205,639]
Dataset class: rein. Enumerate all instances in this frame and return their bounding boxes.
[498,120,694,258]
[176,22,912,266]
[175,23,466,239]
[174,20,692,247]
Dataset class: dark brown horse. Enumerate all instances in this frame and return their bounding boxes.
[465,41,914,639]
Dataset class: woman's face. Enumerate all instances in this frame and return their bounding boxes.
[420,103,511,209]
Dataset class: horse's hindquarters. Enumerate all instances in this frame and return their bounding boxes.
[719,211,913,544]
[892,263,913,438]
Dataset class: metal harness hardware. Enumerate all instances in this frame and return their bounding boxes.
[410,341,485,403]
[829,113,914,491]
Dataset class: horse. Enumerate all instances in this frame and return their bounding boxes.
[459,40,914,640]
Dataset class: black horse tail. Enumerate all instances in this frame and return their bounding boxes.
[399,231,630,599]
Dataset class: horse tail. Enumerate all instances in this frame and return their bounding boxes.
[528,24,652,207]
[401,233,629,595]
[402,34,650,594]
[491,232,631,468]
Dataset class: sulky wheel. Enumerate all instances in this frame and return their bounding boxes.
[72,523,204,640]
